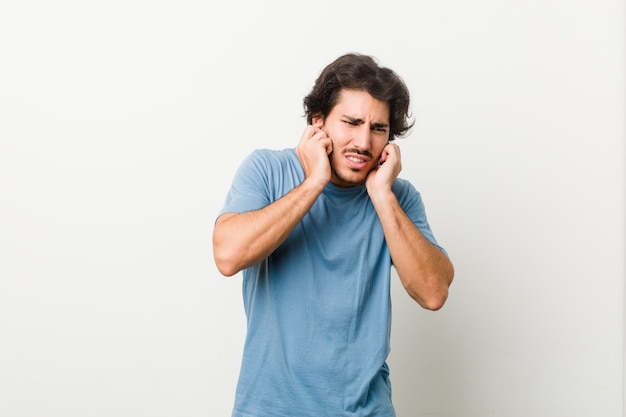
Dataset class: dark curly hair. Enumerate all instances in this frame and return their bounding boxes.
[303,53,414,141]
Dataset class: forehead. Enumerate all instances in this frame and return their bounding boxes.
[331,89,390,122]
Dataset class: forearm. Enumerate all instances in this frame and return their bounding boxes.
[370,191,454,310]
[213,178,325,276]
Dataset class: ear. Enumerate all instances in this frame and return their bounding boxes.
[312,115,324,129]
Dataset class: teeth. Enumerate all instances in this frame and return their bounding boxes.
[347,156,364,163]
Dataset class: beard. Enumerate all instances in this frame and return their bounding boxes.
[329,160,371,188]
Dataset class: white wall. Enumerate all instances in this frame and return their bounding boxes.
[0,1,623,416]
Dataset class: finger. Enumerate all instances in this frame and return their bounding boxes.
[300,125,316,142]
[386,143,400,155]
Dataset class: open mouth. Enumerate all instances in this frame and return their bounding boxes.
[345,154,370,170]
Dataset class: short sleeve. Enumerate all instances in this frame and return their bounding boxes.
[393,179,448,256]
[218,150,273,217]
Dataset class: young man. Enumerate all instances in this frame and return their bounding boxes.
[213,53,454,417]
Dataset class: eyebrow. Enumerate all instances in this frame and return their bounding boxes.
[343,115,389,130]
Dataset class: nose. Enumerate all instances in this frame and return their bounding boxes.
[352,125,372,150]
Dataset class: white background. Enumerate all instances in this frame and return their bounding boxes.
[1,1,624,416]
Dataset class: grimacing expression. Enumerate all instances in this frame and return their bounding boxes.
[313,89,390,187]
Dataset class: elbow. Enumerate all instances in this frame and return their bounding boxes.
[424,262,455,310]
[215,259,239,277]
[213,246,242,277]
[419,288,448,311]
[212,238,243,277]
[212,218,245,277]
[407,283,448,311]
[407,269,453,311]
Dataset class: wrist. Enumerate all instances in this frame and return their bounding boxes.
[302,174,328,194]
[368,187,396,207]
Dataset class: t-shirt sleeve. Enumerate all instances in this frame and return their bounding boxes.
[218,149,273,217]
[393,179,449,257]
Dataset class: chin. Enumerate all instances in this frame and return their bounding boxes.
[331,170,368,187]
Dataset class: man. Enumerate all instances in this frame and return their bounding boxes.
[213,53,454,417]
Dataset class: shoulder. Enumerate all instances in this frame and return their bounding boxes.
[238,147,304,189]
[244,148,298,169]
[391,178,427,216]
[392,177,421,200]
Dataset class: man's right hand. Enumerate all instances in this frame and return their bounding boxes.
[295,125,333,189]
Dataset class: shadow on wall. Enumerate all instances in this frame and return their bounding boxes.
[388,272,470,415]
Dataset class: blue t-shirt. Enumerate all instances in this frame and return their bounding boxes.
[219,148,445,417]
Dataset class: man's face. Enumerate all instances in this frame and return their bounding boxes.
[313,89,390,187]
